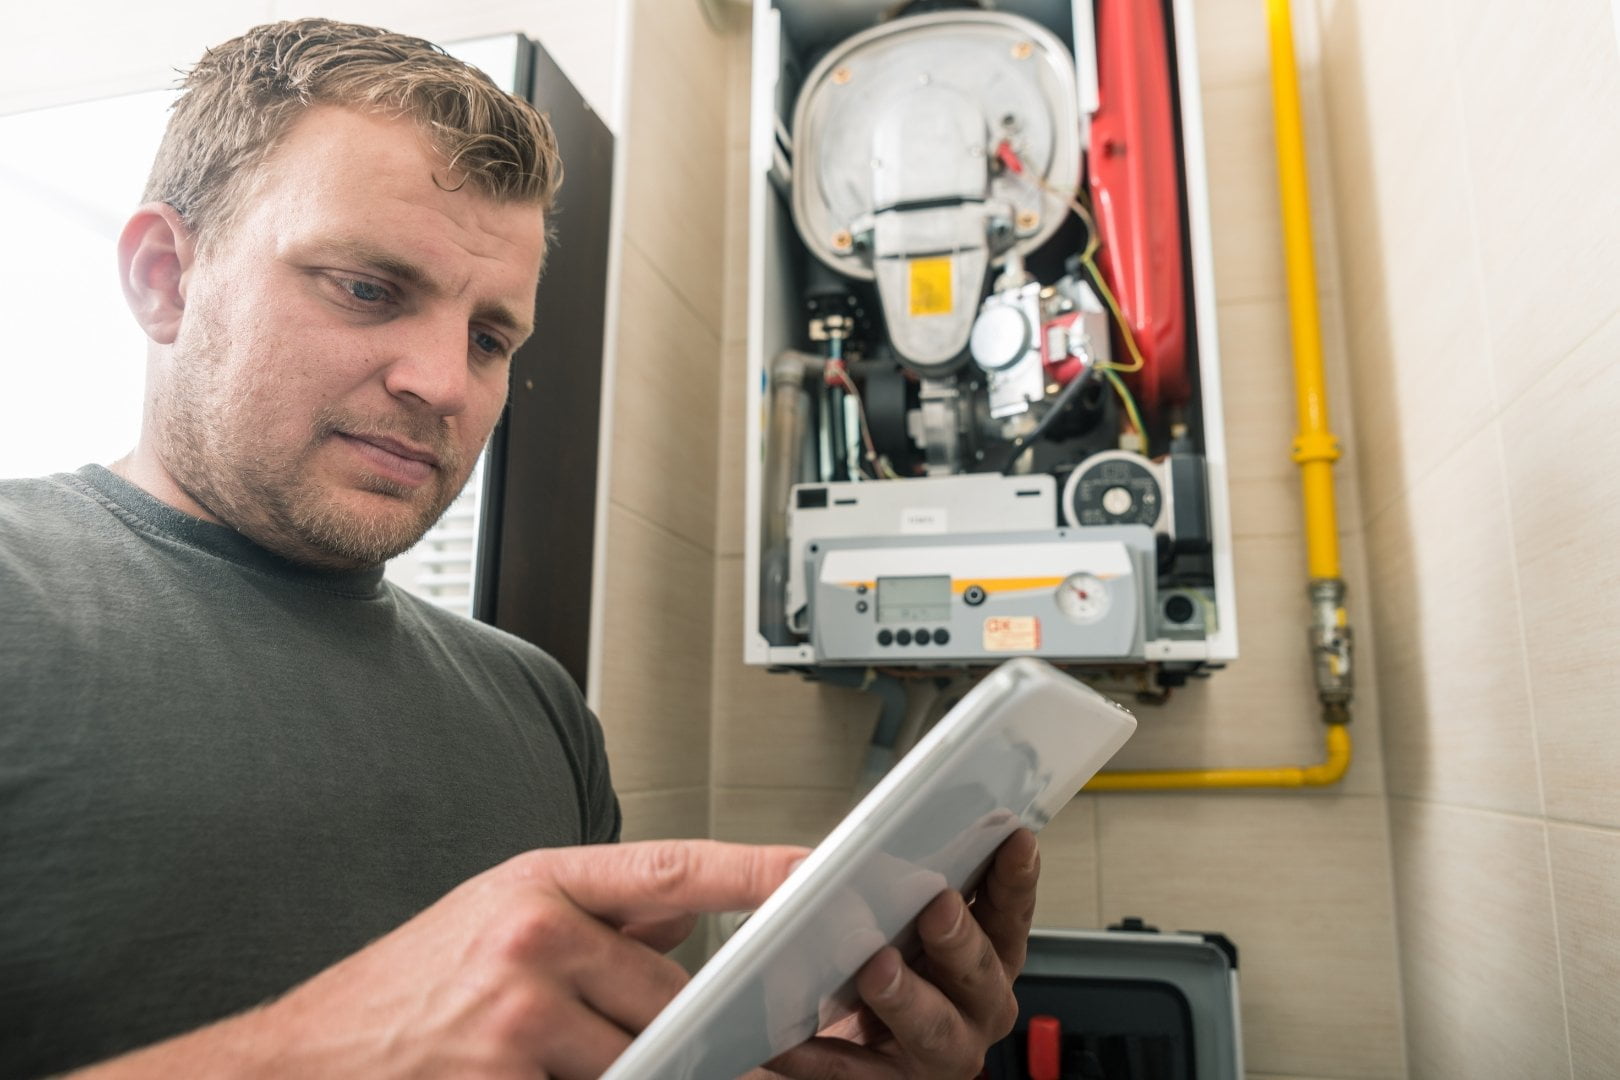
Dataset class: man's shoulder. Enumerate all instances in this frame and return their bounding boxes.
[0,471,92,515]
[0,472,103,558]
[384,584,586,709]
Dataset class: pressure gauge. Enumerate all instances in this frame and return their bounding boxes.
[1055,572,1110,623]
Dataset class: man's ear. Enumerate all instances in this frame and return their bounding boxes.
[118,202,196,346]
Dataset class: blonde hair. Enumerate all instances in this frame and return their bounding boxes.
[144,18,561,245]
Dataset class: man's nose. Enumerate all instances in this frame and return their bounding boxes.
[382,320,471,415]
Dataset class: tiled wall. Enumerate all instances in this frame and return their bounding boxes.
[704,3,1407,1077]
[1318,0,1620,1076]
[592,0,731,856]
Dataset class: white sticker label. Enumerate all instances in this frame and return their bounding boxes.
[900,508,947,534]
[983,615,1041,652]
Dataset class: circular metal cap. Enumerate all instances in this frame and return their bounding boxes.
[970,304,1030,370]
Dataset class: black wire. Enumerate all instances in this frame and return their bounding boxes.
[998,365,1100,474]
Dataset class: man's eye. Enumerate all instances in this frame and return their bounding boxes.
[345,279,390,303]
[472,331,508,358]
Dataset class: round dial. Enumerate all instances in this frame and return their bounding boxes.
[1055,572,1110,623]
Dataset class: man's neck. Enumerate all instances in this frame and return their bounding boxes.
[108,445,223,525]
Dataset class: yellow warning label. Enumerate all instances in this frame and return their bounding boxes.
[908,257,954,317]
[983,615,1041,653]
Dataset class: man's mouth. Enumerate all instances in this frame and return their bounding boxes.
[334,431,441,487]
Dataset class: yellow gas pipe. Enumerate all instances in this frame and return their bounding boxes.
[1086,0,1353,792]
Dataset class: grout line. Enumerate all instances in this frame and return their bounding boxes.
[1493,306,1620,418]
[611,497,718,559]
[624,232,726,345]
[1387,793,1620,839]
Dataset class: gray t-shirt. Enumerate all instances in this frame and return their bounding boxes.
[0,466,620,1078]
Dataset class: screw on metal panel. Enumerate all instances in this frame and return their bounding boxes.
[832,230,854,252]
[1012,41,1034,60]
[1016,210,1039,230]
[832,66,852,85]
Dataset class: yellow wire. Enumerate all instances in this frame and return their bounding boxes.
[1100,367,1147,442]
[1026,168,1146,375]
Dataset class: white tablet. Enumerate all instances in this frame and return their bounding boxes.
[602,657,1137,1080]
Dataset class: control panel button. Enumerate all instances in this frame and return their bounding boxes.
[896,629,913,646]
[914,628,932,645]
[855,600,868,613]
[877,629,893,646]
[935,628,951,645]
[963,584,987,606]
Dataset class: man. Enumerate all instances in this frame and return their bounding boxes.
[0,18,1039,1080]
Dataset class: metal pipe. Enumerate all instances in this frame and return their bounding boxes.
[1086,724,1350,791]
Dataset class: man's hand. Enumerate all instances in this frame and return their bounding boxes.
[69,840,807,1080]
[760,828,1040,1080]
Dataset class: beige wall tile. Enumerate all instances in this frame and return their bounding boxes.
[1217,300,1304,493]
[725,14,752,152]
[1226,474,1306,540]
[619,0,729,335]
[714,341,749,558]
[710,555,878,791]
[1500,311,1620,830]
[1318,0,1496,522]
[1202,80,1289,306]
[618,787,709,842]
[1193,0,1276,90]
[1447,0,1620,403]
[1106,532,1385,798]
[608,243,723,551]
[1548,823,1620,1075]
[1030,796,1100,931]
[1096,794,1404,1077]
[1365,423,1541,815]
[596,505,714,793]
[1389,798,1570,1080]
[720,144,752,349]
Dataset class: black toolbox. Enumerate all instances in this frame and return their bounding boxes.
[983,919,1242,1079]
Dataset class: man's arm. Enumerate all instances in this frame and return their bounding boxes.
[64,840,807,1080]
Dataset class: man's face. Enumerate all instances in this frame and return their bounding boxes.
[154,105,545,570]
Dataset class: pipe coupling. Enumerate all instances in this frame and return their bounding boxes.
[1308,577,1353,722]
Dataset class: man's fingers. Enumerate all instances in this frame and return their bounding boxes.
[762,1034,890,1079]
[972,829,1040,976]
[509,840,810,926]
[519,998,635,1080]
[854,946,981,1073]
[619,912,699,954]
[915,890,1013,1032]
[565,917,695,1037]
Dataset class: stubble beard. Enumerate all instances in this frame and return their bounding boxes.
[156,314,472,572]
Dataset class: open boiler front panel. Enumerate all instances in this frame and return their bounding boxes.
[741,0,1238,686]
